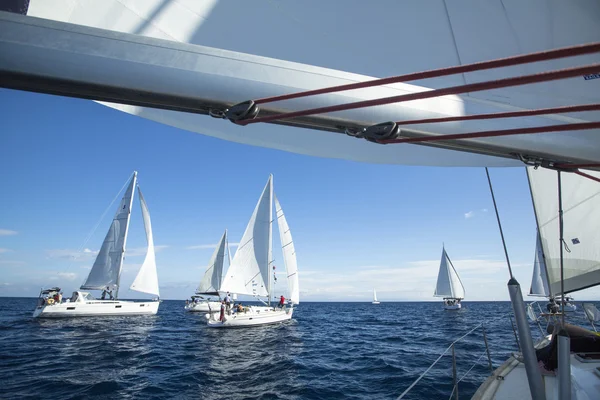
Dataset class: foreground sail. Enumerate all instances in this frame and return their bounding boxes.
[434,247,465,310]
[33,172,160,318]
[207,175,297,328]
[185,230,229,313]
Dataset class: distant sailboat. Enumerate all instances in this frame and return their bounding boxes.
[434,247,465,310]
[185,230,231,313]
[372,289,380,304]
[206,175,299,328]
[33,172,160,318]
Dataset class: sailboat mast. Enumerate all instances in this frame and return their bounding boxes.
[267,175,274,306]
[525,168,553,298]
[115,171,138,299]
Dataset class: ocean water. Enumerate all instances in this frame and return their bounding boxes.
[0,299,562,399]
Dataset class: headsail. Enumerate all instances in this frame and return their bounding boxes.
[529,231,550,297]
[196,230,228,296]
[434,247,465,299]
[220,175,273,297]
[81,172,137,291]
[130,186,160,297]
[274,195,299,305]
[527,167,600,294]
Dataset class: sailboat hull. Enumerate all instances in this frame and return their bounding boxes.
[372,301,381,305]
[206,306,293,328]
[185,301,221,313]
[32,300,159,318]
[444,303,462,310]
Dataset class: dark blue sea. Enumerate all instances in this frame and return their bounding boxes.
[1,299,590,399]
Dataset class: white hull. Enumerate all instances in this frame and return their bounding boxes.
[559,303,577,312]
[185,301,221,313]
[372,301,380,305]
[444,303,461,310]
[32,300,159,318]
[206,306,293,328]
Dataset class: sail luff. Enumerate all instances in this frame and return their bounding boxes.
[129,185,160,297]
[81,172,137,293]
[196,230,227,296]
[274,194,300,305]
[529,231,550,297]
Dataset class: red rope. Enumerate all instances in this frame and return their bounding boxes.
[394,104,600,126]
[253,42,600,105]
[574,170,600,183]
[241,64,600,125]
[379,121,600,144]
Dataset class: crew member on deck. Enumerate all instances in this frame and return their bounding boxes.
[278,295,285,309]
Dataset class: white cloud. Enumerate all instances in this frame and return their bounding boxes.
[125,245,169,257]
[57,272,78,281]
[187,242,239,250]
[0,229,17,236]
[46,248,99,261]
[464,211,475,219]
[0,248,12,254]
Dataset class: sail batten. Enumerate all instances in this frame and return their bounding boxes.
[81,172,137,291]
[129,186,160,297]
[195,230,228,296]
[527,167,600,294]
[220,176,273,297]
[434,248,465,299]
[275,195,300,305]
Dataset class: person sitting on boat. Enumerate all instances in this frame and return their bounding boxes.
[547,298,559,314]
[236,303,243,313]
[278,295,286,309]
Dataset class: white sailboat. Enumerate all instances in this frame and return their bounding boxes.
[33,172,160,318]
[185,229,231,313]
[206,175,300,328]
[529,231,576,312]
[434,247,465,310]
[372,289,380,305]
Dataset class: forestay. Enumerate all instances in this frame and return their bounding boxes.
[527,166,600,294]
[81,172,137,291]
[529,231,551,297]
[220,176,272,297]
[196,230,228,296]
[434,248,465,299]
[275,195,299,305]
[130,186,160,297]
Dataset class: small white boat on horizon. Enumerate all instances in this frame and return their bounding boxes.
[434,246,465,311]
[185,229,232,313]
[206,175,299,328]
[33,171,161,318]
[372,289,380,304]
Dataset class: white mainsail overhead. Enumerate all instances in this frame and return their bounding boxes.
[196,230,228,296]
[373,289,378,303]
[129,186,160,297]
[220,175,273,297]
[434,247,465,299]
[526,167,600,294]
[529,231,550,297]
[81,172,137,291]
[19,1,600,167]
[274,195,299,305]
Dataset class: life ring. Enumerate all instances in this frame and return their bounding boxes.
[47,298,55,305]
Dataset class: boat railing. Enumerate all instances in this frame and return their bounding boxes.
[397,311,520,400]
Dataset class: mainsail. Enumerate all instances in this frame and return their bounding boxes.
[434,247,465,299]
[274,195,300,305]
[220,175,273,297]
[81,172,137,291]
[526,166,600,294]
[196,230,228,296]
[18,1,600,167]
[529,231,550,297]
[373,289,378,302]
[129,186,160,297]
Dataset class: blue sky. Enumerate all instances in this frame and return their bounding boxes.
[1,88,599,301]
